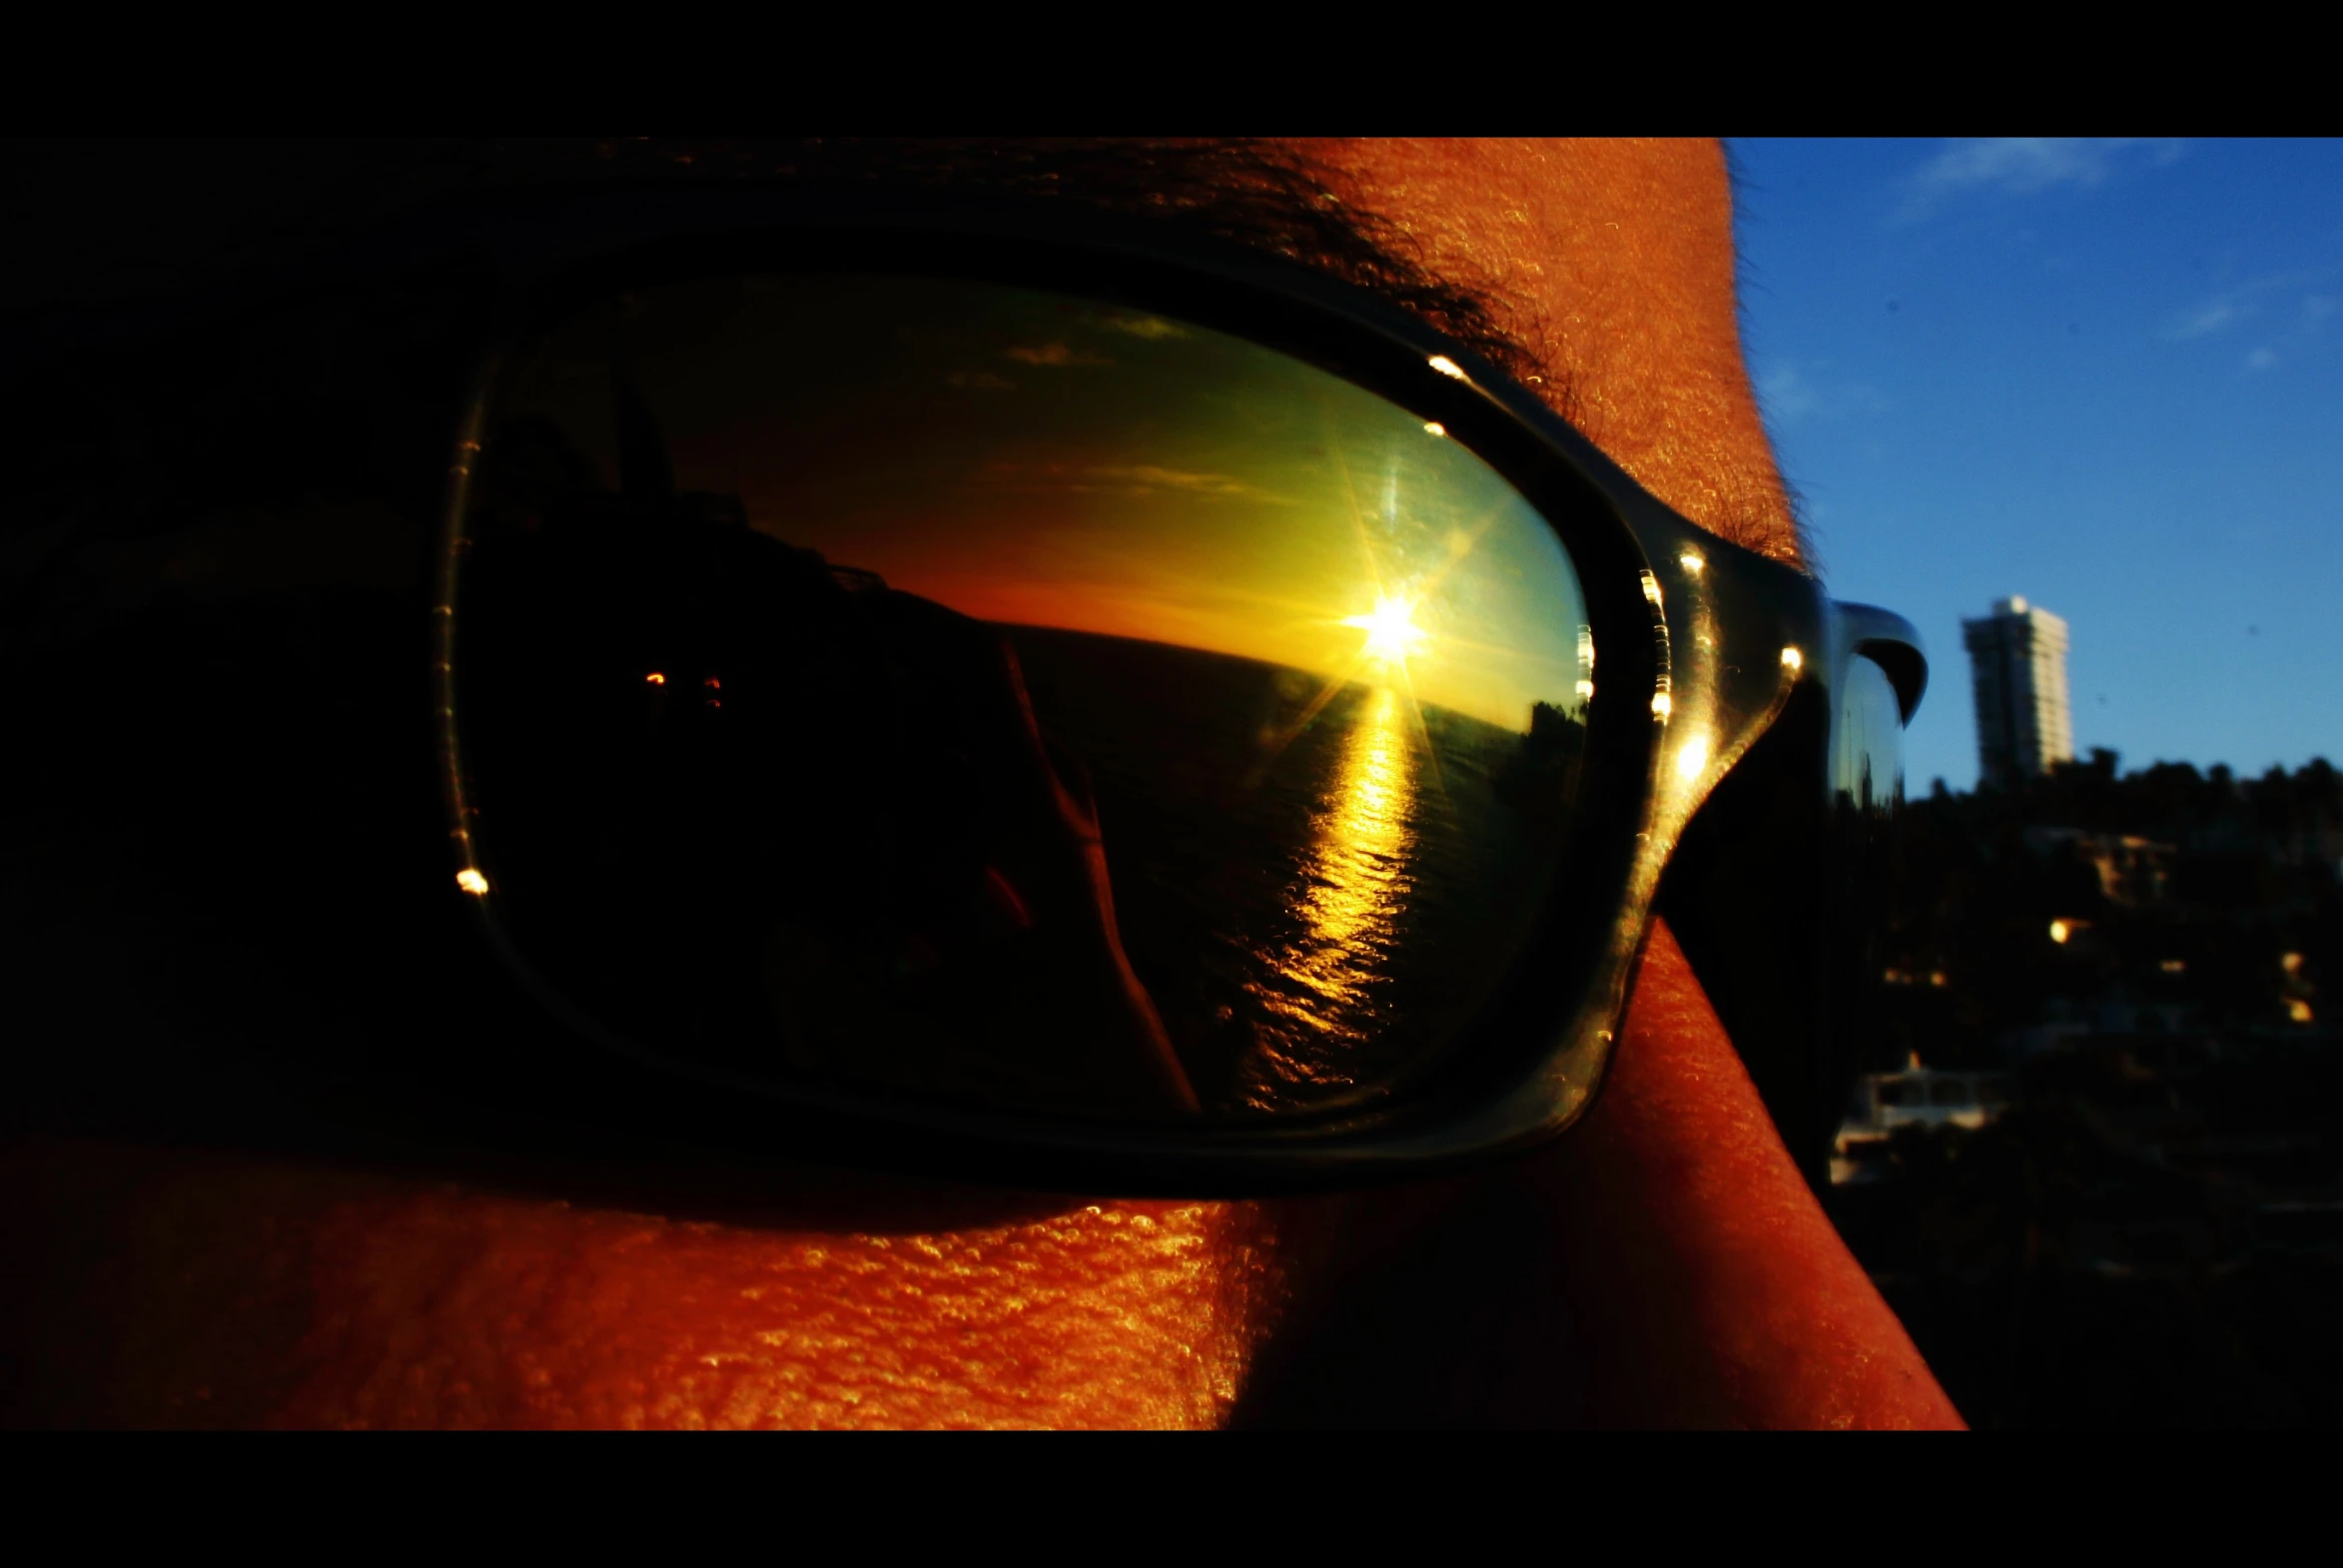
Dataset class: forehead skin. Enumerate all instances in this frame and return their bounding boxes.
[1289,140,1800,562]
[2,139,1953,1429]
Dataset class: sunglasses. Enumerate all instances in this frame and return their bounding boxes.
[432,197,1926,1192]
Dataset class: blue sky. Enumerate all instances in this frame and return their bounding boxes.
[1729,138,2343,793]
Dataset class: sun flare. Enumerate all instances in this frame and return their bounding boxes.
[1343,594,1430,667]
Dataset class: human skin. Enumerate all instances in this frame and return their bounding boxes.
[0,138,1962,1429]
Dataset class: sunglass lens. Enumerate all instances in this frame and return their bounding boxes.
[456,275,1594,1122]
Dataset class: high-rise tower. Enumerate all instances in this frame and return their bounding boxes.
[1961,595,2073,786]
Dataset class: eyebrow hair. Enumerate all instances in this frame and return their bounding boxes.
[1,139,1559,588]
[760,138,1552,390]
[7,137,1548,392]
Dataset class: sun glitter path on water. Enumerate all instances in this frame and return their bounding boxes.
[1341,595,1429,667]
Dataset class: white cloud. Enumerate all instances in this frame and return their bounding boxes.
[2166,300,2247,340]
[1898,138,2182,220]
[1760,362,1818,424]
[1084,464,1259,495]
[973,459,1277,501]
[1005,342,1112,368]
[1100,314,1186,340]
[2164,272,2339,347]
[2247,346,2279,371]
[1758,360,1891,428]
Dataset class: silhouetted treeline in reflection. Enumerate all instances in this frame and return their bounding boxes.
[1835,750,2343,1427]
[461,410,1199,1119]
[458,401,1578,1124]
[1491,699,1586,812]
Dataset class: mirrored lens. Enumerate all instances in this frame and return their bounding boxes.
[1833,656,1906,815]
[455,274,1594,1122]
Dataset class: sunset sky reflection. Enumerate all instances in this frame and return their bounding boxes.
[496,275,1590,732]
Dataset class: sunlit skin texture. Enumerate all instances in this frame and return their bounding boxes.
[1287,137,1802,562]
[2,1142,1283,1428]
[3,139,1962,1428]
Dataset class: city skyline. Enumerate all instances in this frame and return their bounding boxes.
[1962,594,2075,786]
[1733,138,2343,791]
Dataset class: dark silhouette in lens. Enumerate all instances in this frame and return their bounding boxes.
[459,352,1582,1124]
[459,391,1197,1119]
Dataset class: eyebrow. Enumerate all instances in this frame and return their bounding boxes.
[7,137,1550,395]
[784,138,1554,392]
[2,138,1567,600]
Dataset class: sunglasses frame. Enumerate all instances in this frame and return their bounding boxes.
[434,190,1925,1194]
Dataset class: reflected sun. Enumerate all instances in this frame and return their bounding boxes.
[1343,595,1430,667]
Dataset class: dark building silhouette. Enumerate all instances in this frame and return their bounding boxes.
[1963,595,2073,786]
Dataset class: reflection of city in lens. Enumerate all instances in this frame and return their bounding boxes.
[1241,683,1418,1105]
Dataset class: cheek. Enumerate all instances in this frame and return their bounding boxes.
[3,1141,1293,1429]
[284,1192,1292,1430]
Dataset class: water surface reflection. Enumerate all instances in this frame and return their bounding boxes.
[1239,683,1420,1105]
